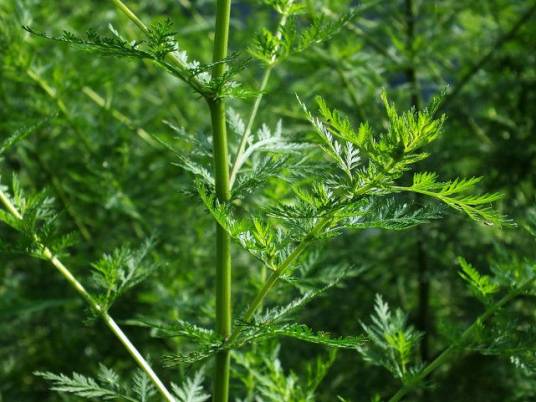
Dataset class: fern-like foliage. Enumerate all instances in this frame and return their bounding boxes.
[490,258,536,291]
[146,18,178,60]
[146,319,218,344]
[395,172,505,226]
[35,365,155,402]
[159,259,360,366]
[157,121,214,187]
[236,322,366,350]
[249,0,357,66]
[0,177,156,312]
[0,176,76,258]
[228,112,311,189]
[196,180,244,236]
[91,240,159,311]
[24,27,151,59]
[357,295,422,383]
[329,197,443,234]
[282,254,362,291]
[35,365,210,402]
[305,93,445,181]
[457,256,500,302]
[23,22,219,97]
[0,116,53,156]
[180,94,505,310]
[134,319,222,367]
[234,344,336,402]
[171,369,210,402]
[301,94,506,228]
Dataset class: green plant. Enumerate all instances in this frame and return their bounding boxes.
[2,1,536,401]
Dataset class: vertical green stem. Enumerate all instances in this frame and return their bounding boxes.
[111,0,234,397]
[209,0,232,400]
[209,100,232,402]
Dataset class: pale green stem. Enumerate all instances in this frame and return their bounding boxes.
[228,7,292,189]
[0,189,176,402]
[209,99,232,402]
[227,218,328,345]
[82,86,160,148]
[110,0,207,95]
[110,0,149,33]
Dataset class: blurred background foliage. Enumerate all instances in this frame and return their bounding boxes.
[1,0,535,400]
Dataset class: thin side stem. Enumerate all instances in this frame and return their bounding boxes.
[26,68,93,152]
[228,67,272,188]
[388,279,534,402]
[209,0,233,399]
[239,233,313,322]
[110,0,208,95]
[82,86,160,148]
[111,0,149,33]
[0,189,176,402]
[227,182,376,345]
[227,218,328,345]
[228,7,292,188]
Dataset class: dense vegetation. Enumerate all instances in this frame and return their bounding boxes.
[1,0,536,401]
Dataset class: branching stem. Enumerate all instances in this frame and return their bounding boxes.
[228,6,293,188]
[227,182,376,345]
[110,0,208,95]
[388,278,534,402]
[228,218,327,340]
[0,189,176,402]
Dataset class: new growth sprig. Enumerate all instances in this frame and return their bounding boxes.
[225,92,503,324]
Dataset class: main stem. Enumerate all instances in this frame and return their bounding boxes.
[209,0,232,399]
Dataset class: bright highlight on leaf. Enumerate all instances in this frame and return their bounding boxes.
[358,295,422,383]
[457,256,500,300]
[395,172,506,226]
